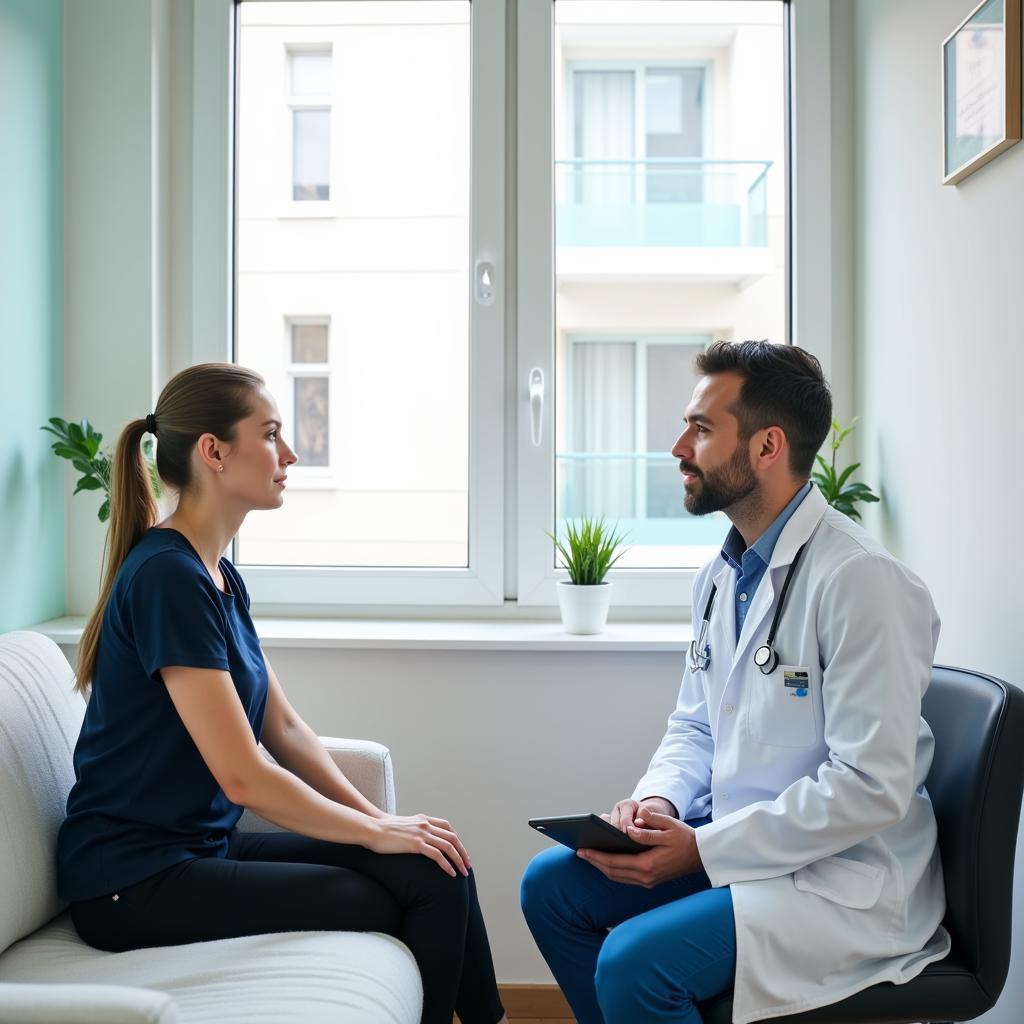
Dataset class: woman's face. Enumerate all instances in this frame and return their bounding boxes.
[214,387,297,511]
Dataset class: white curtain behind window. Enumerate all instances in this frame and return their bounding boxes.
[571,342,635,518]
[573,71,634,205]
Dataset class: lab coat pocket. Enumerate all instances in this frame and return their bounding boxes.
[793,856,885,910]
[746,665,817,748]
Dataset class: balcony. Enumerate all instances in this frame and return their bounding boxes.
[555,158,775,284]
[555,452,730,551]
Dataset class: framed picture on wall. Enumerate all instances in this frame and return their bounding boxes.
[942,0,1021,184]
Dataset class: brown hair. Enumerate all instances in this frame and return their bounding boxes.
[694,340,832,477]
[75,363,265,696]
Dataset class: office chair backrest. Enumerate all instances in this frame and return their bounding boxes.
[923,667,1024,1003]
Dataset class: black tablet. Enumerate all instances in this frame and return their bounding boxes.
[528,813,647,855]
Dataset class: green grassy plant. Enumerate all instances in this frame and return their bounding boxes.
[547,516,629,586]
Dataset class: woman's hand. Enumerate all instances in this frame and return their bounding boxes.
[366,814,472,877]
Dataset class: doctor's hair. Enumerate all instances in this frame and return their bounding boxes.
[695,340,832,478]
[75,363,265,697]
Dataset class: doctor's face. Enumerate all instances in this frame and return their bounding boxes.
[671,373,758,516]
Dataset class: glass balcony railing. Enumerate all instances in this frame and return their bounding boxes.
[555,452,730,547]
[555,158,771,249]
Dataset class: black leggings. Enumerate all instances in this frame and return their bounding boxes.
[70,831,505,1024]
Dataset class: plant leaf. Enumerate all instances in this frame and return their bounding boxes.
[98,499,110,523]
[835,462,860,490]
[73,476,104,494]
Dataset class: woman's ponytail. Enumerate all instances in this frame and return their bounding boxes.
[75,419,158,696]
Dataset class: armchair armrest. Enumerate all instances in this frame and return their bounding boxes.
[236,737,396,833]
[0,982,177,1023]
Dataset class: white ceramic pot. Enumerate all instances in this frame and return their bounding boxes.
[556,580,613,635]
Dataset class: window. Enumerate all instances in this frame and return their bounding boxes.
[289,321,330,468]
[228,0,788,609]
[558,336,722,569]
[522,0,788,604]
[289,50,332,201]
[234,0,504,603]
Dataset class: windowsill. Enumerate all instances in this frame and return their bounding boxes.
[29,616,694,653]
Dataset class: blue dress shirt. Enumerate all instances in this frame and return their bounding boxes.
[720,482,812,642]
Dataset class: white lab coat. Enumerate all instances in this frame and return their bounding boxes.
[632,485,950,1023]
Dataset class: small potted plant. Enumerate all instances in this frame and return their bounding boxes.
[548,517,628,635]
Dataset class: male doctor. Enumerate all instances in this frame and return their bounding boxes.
[520,341,950,1024]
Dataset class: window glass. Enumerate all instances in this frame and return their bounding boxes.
[292,108,331,201]
[290,51,332,95]
[293,377,330,466]
[554,1,786,569]
[236,1,471,568]
[292,323,329,363]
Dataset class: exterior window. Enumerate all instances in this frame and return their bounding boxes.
[289,50,331,200]
[289,322,330,467]
[559,337,718,568]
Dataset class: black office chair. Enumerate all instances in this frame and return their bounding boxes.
[699,666,1024,1024]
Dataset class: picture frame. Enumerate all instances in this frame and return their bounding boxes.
[942,0,1022,185]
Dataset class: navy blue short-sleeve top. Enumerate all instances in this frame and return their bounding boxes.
[57,528,268,902]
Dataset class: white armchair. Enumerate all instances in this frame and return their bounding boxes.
[0,631,421,1024]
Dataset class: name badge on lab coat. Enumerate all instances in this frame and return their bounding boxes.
[783,667,810,698]
[749,665,817,748]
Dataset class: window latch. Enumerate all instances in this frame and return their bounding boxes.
[474,259,496,306]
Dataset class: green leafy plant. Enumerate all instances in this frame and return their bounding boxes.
[547,516,629,586]
[41,417,161,523]
[811,417,880,522]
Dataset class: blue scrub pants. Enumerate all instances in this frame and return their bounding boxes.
[520,832,736,1024]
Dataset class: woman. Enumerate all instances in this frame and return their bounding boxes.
[57,363,507,1024]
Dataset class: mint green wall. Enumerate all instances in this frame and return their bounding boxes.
[0,0,64,631]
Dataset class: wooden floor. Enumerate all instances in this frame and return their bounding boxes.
[456,984,574,1023]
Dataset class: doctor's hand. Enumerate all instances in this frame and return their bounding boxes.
[579,812,702,888]
[603,796,678,832]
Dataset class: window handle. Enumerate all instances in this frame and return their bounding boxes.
[529,367,545,447]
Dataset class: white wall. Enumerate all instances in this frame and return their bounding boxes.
[852,2,1024,1020]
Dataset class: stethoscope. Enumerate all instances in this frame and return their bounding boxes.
[688,542,809,676]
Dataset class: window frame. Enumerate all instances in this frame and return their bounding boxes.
[517,2,790,607]
[205,0,506,607]
[281,41,336,218]
[180,0,846,616]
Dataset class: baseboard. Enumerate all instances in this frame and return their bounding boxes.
[499,984,573,1021]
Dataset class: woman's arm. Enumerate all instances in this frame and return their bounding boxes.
[259,654,383,819]
[161,665,467,875]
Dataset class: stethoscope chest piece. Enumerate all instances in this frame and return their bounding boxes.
[753,644,779,675]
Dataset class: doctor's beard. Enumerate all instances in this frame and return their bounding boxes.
[681,442,758,516]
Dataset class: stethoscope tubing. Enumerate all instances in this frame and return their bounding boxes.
[688,542,809,676]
